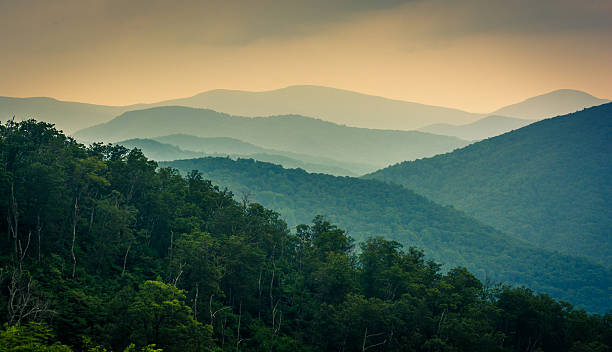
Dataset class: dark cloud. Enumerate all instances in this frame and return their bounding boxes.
[1,0,610,53]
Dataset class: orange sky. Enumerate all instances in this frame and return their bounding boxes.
[1,0,611,113]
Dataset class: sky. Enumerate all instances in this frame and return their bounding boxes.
[1,0,611,112]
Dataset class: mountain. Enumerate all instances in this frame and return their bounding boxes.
[366,103,612,266]
[3,119,610,351]
[162,157,611,312]
[0,96,132,133]
[493,89,610,119]
[419,115,535,140]
[74,106,470,168]
[154,134,268,155]
[153,134,374,175]
[4,87,606,134]
[151,85,484,130]
[118,137,359,175]
[117,138,203,161]
[1,86,482,133]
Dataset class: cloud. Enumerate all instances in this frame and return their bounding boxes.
[0,0,610,111]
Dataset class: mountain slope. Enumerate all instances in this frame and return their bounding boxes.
[153,85,484,130]
[118,137,359,175]
[154,134,268,155]
[162,157,611,312]
[419,115,535,140]
[0,96,133,133]
[493,89,610,119]
[74,106,470,168]
[117,138,203,161]
[366,103,612,265]
[153,134,373,175]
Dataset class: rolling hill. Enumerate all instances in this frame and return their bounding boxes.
[153,134,374,175]
[3,87,607,134]
[366,103,612,266]
[0,96,131,133]
[493,89,610,119]
[117,137,360,176]
[74,106,470,168]
[419,115,535,140]
[117,138,203,161]
[161,157,611,313]
[151,85,484,130]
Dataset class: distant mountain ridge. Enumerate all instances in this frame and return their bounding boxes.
[3,86,609,134]
[366,103,612,266]
[0,96,133,133]
[419,115,535,140]
[117,136,362,176]
[493,89,610,119]
[74,106,470,168]
[151,85,483,130]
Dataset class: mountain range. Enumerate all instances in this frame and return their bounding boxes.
[492,89,610,119]
[75,106,470,168]
[161,156,611,313]
[117,137,364,176]
[2,86,608,134]
[419,115,535,141]
[366,103,612,266]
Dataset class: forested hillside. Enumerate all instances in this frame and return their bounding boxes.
[366,103,612,266]
[2,120,611,351]
[118,138,361,176]
[163,157,611,313]
[73,106,469,168]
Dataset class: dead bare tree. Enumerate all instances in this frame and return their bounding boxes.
[71,196,79,278]
[209,294,230,326]
[361,328,387,352]
[6,266,54,325]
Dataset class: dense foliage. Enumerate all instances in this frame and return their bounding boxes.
[163,157,611,313]
[1,120,610,351]
[366,103,612,266]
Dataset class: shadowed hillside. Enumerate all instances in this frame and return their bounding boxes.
[163,157,611,313]
[367,103,612,266]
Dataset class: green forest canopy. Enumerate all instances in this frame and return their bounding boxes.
[1,120,610,351]
[163,157,612,314]
[366,103,612,266]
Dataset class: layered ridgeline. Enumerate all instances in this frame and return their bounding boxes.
[0,96,130,133]
[74,106,470,168]
[162,157,611,313]
[3,87,607,135]
[150,85,484,130]
[117,137,362,176]
[366,103,612,266]
[153,135,374,175]
[4,120,611,351]
[493,89,610,119]
[419,115,535,141]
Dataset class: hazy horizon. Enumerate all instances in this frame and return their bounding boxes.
[3,85,610,115]
[1,0,611,113]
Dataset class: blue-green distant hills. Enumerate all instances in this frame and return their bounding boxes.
[75,106,470,168]
[366,103,612,266]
